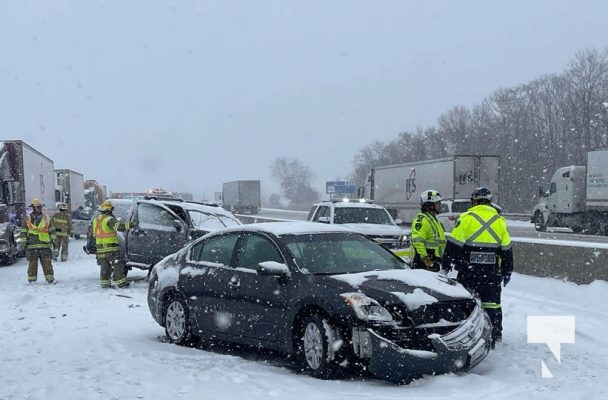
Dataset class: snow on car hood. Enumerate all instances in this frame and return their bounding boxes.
[339,223,404,236]
[331,269,472,309]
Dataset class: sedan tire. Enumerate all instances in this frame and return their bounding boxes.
[299,314,341,379]
[164,295,193,345]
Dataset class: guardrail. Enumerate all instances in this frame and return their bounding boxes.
[235,211,606,285]
[503,213,531,221]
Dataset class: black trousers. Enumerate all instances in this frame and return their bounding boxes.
[457,271,503,340]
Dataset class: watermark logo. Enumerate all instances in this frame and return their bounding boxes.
[527,316,575,378]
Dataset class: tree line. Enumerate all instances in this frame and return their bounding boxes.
[271,48,608,213]
[351,48,608,213]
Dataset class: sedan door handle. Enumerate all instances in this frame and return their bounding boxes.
[228,277,240,290]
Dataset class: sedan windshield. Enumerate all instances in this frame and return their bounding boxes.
[283,233,404,274]
[333,207,393,224]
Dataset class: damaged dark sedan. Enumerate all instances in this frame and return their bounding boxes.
[147,222,492,384]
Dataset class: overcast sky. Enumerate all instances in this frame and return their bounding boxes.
[1,0,607,201]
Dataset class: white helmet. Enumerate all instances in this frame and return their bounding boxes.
[420,190,442,205]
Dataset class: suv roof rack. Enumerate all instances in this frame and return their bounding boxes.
[144,195,184,202]
[185,200,221,208]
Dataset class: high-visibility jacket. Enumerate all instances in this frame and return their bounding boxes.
[20,212,55,249]
[51,211,72,237]
[92,214,131,254]
[411,211,446,260]
[442,204,513,275]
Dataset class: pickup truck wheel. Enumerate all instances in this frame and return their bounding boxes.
[164,295,193,345]
[533,211,547,232]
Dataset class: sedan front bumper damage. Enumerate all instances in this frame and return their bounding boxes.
[354,305,492,384]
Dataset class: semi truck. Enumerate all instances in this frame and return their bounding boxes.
[55,169,85,211]
[531,148,608,235]
[222,180,261,214]
[362,155,500,224]
[0,140,56,225]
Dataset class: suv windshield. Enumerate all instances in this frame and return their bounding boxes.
[284,233,404,274]
[333,207,393,224]
[187,210,240,230]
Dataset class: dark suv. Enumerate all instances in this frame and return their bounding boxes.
[85,198,241,272]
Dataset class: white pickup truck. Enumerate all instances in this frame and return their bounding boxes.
[306,199,412,258]
[71,209,92,239]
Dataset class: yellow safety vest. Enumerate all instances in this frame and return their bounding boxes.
[449,205,511,250]
[93,215,119,253]
[411,211,446,258]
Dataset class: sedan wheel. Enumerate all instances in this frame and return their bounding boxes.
[164,296,192,345]
[299,315,339,379]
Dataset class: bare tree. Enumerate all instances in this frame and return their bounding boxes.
[270,157,319,210]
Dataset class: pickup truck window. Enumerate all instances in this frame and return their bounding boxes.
[138,203,175,227]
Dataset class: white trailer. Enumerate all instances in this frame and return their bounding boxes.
[0,140,56,224]
[532,148,608,235]
[364,155,500,224]
[222,180,261,214]
[55,169,85,212]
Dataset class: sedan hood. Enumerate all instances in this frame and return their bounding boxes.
[327,269,472,310]
[339,223,403,237]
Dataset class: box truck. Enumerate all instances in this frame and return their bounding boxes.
[0,140,56,225]
[362,155,500,224]
[222,180,261,214]
[55,169,85,212]
[531,148,608,235]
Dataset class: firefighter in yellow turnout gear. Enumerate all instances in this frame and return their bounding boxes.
[93,200,137,288]
[20,198,56,283]
[51,202,72,261]
[441,187,513,348]
[411,190,446,271]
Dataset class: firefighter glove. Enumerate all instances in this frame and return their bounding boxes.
[502,274,511,287]
[422,256,433,268]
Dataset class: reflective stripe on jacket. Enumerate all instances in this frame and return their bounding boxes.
[51,211,72,237]
[20,213,54,249]
[449,205,511,250]
[443,204,514,275]
[93,215,119,254]
[411,211,446,259]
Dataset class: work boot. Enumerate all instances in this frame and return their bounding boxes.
[117,282,131,289]
[490,335,502,350]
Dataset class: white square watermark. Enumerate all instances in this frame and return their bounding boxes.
[527,316,575,378]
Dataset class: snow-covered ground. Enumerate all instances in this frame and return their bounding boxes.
[1,239,607,400]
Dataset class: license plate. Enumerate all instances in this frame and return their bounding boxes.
[470,252,496,264]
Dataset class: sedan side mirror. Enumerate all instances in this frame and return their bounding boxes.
[257,261,291,278]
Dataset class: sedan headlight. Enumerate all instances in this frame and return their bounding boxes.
[340,292,393,323]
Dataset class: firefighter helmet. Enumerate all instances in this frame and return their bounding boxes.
[98,200,114,212]
[471,187,493,201]
[31,198,43,207]
[58,202,68,211]
[420,190,442,205]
